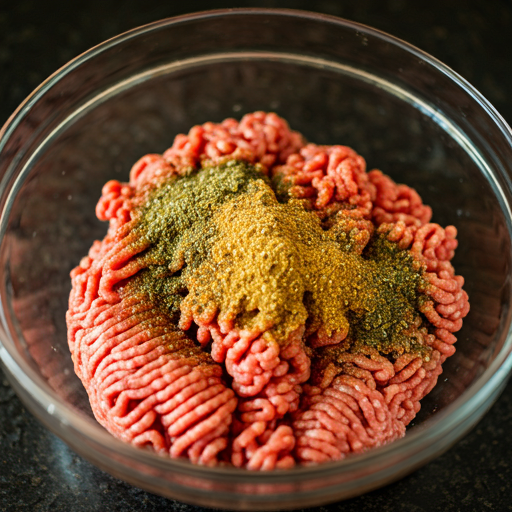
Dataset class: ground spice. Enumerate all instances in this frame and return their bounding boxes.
[181,179,364,342]
[122,158,429,357]
[120,160,264,318]
[350,233,430,357]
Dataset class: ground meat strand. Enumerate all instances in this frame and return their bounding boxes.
[208,325,310,469]
[294,340,445,464]
[294,374,405,463]
[67,236,237,465]
[369,169,432,227]
[272,144,374,217]
[163,111,303,171]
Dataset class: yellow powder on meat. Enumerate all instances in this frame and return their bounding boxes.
[181,178,425,356]
[124,159,427,358]
[181,179,367,341]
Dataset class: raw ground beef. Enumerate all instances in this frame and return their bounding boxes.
[67,112,469,469]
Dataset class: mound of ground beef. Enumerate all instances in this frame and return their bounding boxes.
[67,111,469,469]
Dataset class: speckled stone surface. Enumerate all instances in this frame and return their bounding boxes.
[1,1,512,511]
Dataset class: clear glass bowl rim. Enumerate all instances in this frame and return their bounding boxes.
[0,6,511,487]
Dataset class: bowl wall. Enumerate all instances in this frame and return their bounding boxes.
[1,10,512,510]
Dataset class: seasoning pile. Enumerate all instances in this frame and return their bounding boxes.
[67,112,469,469]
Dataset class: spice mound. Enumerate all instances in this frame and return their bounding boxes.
[67,111,469,469]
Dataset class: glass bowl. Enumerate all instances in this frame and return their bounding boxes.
[0,8,511,511]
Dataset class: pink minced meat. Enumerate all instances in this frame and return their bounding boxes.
[67,112,469,469]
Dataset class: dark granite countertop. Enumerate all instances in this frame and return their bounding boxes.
[1,1,512,511]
